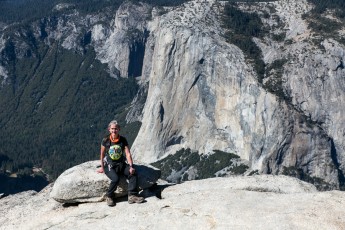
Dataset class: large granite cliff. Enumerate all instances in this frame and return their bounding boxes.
[121,0,345,189]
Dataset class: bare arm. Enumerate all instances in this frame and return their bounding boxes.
[97,145,106,173]
[125,146,135,175]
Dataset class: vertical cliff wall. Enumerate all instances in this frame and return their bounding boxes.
[128,0,345,189]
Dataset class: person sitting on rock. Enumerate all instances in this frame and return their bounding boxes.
[97,120,144,206]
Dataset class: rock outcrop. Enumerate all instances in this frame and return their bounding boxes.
[50,161,161,203]
[1,175,345,229]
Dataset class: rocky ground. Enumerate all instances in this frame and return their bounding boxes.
[1,175,344,230]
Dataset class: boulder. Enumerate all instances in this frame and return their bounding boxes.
[50,160,160,203]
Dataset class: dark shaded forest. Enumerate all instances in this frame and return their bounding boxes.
[0,0,252,193]
[0,0,191,194]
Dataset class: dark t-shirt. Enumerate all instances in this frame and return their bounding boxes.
[101,135,128,163]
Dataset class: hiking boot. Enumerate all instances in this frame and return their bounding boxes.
[128,195,144,204]
[106,196,115,207]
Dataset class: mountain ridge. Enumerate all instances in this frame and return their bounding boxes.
[0,0,345,190]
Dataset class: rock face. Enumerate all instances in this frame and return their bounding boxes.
[92,2,152,78]
[50,161,161,203]
[125,0,345,189]
[1,175,345,229]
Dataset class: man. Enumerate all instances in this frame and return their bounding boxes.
[97,120,144,206]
